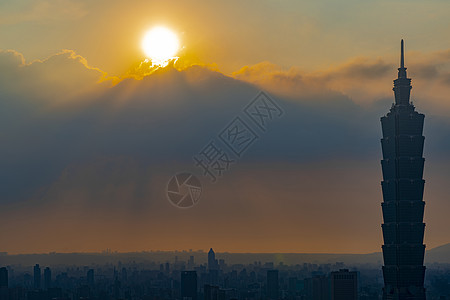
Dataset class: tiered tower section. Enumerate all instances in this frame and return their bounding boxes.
[381,40,426,300]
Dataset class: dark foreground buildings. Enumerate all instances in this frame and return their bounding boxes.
[266,270,279,300]
[181,270,198,300]
[330,269,357,300]
[381,40,426,299]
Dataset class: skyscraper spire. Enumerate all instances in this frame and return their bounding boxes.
[394,39,411,105]
[400,39,405,69]
[398,39,407,79]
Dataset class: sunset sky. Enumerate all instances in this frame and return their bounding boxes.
[1,0,450,254]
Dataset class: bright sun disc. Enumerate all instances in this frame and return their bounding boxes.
[142,26,179,66]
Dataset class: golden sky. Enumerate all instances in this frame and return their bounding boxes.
[1,0,450,75]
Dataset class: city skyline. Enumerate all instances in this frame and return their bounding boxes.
[0,253,379,300]
[2,244,450,299]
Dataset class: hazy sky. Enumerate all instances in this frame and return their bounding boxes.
[1,0,450,254]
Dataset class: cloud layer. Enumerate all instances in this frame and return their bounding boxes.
[233,51,450,112]
[1,49,450,254]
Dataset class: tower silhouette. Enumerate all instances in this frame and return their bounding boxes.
[44,267,51,290]
[380,40,426,299]
[33,264,41,290]
[208,248,218,271]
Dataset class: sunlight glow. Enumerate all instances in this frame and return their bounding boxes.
[142,26,180,67]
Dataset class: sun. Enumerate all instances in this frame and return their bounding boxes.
[142,26,180,67]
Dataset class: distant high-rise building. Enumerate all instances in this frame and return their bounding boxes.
[43,267,51,290]
[188,256,195,269]
[267,270,279,300]
[304,275,329,300]
[33,264,41,290]
[218,259,225,270]
[330,269,357,300]
[208,249,218,271]
[381,40,426,300]
[87,269,94,287]
[204,284,222,300]
[181,271,197,300]
[0,268,7,288]
[165,262,170,273]
[0,266,8,300]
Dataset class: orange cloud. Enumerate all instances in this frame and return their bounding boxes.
[4,48,449,112]
[232,51,450,113]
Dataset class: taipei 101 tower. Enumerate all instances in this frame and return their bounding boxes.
[380,40,426,299]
